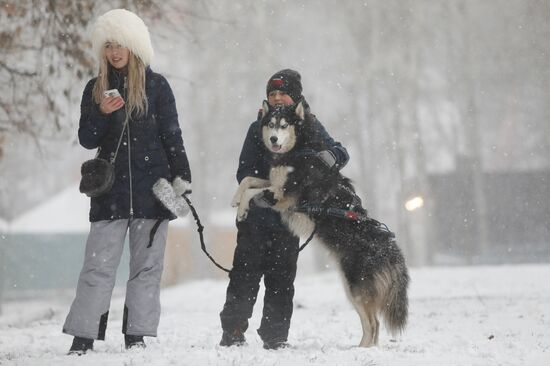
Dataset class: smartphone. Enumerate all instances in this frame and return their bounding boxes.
[103,89,121,98]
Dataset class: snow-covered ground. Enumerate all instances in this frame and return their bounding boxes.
[1,264,549,365]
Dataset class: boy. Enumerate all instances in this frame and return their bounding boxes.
[219,69,349,349]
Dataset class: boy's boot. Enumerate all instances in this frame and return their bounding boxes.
[219,328,246,347]
[263,339,289,350]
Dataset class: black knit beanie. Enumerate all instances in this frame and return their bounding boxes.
[266,69,303,103]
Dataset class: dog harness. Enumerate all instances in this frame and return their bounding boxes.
[293,203,395,238]
[292,182,395,238]
[292,182,363,219]
[293,204,365,222]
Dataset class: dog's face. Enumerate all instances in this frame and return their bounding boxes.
[261,100,305,154]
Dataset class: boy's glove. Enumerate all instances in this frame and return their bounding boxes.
[252,189,277,208]
[316,150,337,169]
[253,193,273,208]
[152,176,191,217]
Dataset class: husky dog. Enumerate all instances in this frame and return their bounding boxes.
[232,101,409,347]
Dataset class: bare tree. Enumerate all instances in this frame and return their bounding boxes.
[0,0,205,221]
[0,0,165,156]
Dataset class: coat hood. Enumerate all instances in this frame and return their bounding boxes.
[91,9,154,66]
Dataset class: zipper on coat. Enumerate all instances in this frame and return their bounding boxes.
[124,76,134,218]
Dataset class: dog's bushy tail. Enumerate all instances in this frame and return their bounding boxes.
[377,258,409,336]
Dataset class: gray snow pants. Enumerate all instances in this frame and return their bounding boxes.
[63,218,168,340]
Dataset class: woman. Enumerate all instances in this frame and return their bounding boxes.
[219,69,349,349]
[63,9,191,355]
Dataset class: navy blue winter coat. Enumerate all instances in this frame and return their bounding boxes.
[78,67,191,222]
[237,111,349,227]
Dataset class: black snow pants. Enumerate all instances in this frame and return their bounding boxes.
[220,220,299,343]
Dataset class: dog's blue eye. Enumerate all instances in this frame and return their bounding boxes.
[281,124,288,129]
[268,123,275,128]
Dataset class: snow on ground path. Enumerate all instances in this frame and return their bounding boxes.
[1,265,549,365]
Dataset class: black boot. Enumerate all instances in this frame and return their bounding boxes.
[125,334,146,350]
[263,340,289,350]
[219,328,246,347]
[67,336,94,355]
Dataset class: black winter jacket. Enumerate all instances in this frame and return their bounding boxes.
[78,67,191,222]
[237,112,349,227]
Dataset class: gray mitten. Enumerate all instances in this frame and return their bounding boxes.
[316,150,337,168]
[253,193,272,208]
[252,189,277,208]
[152,177,191,217]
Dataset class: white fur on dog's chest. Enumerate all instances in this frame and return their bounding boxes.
[269,165,294,195]
[269,165,315,237]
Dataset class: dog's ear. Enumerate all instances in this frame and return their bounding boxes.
[295,101,305,120]
[261,100,270,118]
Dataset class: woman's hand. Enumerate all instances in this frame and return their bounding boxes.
[99,96,125,114]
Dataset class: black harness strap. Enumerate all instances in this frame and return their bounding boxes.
[293,204,368,221]
[299,225,317,252]
[293,203,394,236]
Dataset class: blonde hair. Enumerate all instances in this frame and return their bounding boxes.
[92,49,148,118]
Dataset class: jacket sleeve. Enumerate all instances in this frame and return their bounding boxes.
[78,78,111,149]
[156,75,192,183]
[236,122,266,183]
[312,118,350,169]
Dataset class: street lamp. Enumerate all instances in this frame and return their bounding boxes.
[405,196,424,212]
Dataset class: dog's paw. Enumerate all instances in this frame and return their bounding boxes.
[236,208,249,221]
[231,189,243,207]
[236,199,250,221]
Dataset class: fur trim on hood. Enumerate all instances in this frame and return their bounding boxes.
[92,9,154,66]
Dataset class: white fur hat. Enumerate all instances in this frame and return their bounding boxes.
[91,9,154,66]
